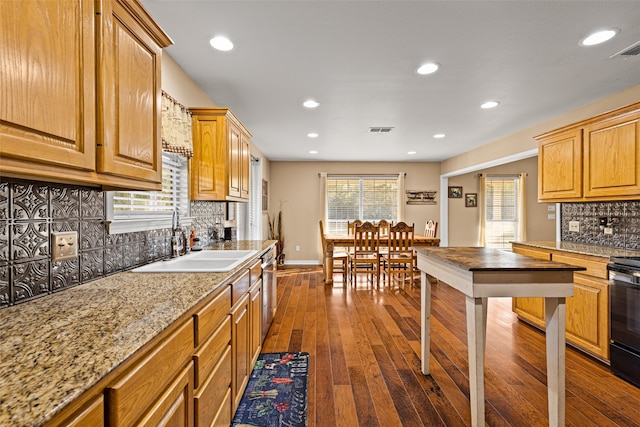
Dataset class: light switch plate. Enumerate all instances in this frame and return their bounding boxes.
[52,231,78,262]
[569,221,580,232]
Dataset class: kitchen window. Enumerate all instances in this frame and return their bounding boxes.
[105,152,190,233]
[325,174,400,234]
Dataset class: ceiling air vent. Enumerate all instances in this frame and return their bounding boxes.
[369,127,394,133]
[610,40,640,58]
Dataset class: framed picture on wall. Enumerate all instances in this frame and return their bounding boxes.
[465,193,478,207]
[448,186,463,198]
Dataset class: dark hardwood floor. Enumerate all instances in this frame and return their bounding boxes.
[261,266,640,427]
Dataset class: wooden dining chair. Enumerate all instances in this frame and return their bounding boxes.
[319,220,349,285]
[347,219,362,235]
[424,220,438,238]
[350,221,380,287]
[381,221,415,289]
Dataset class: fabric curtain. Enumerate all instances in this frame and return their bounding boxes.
[517,172,527,241]
[319,172,328,255]
[478,173,487,246]
[161,91,193,158]
[397,172,405,221]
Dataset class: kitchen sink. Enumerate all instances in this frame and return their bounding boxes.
[131,249,258,273]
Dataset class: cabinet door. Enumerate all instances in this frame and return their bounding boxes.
[136,363,194,427]
[231,293,251,412]
[0,0,96,172]
[46,396,104,427]
[584,110,640,198]
[537,128,583,201]
[97,0,163,185]
[511,245,548,328]
[228,122,242,198]
[240,134,251,200]
[249,280,263,367]
[191,116,226,200]
[565,274,609,360]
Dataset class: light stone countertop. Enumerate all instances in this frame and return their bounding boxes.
[511,241,640,259]
[0,240,276,427]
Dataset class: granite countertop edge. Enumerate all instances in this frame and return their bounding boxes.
[0,240,276,427]
[511,241,640,258]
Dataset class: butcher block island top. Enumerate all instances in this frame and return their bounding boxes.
[417,246,588,272]
[414,246,585,426]
[0,240,275,427]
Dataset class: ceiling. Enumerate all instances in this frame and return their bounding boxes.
[141,1,640,162]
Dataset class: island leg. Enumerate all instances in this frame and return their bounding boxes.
[466,296,488,427]
[544,297,566,427]
[420,270,432,374]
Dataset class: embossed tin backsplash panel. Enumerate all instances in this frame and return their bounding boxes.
[0,178,227,309]
[561,201,640,249]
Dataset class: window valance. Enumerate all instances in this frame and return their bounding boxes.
[161,91,193,158]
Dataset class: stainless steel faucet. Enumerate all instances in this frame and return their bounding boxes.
[171,209,184,257]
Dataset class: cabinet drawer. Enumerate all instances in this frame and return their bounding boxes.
[106,319,194,426]
[551,252,608,279]
[194,346,232,427]
[512,244,551,260]
[194,286,231,346]
[250,260,262,285]
[193,316,231,389]
[232,270,251,306]
[211,388,232,427]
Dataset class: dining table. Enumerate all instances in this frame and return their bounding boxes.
[414,246,584,427]
[322,233,440,285]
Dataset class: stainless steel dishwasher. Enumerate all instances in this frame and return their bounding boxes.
[261,247,277,341]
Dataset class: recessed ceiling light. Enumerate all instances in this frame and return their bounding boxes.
[408,151,417,155]
[433,133,446,139]
[303,99,320,109]
[209,36,233,51]
[417,62,440,75]
[480,101,500,109]
[307,133,319,138]
[581,28,620,46]
[309,150,318,154]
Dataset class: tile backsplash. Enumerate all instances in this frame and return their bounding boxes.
[561,201,640,249]
[0,178,226,309]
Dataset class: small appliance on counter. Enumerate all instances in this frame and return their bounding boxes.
[223,220,236,241]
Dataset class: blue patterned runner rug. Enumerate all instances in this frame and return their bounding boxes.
[232,352,309,427]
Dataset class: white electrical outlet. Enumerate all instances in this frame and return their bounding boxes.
[569,221,580,232]
[604,227,613,235]
[295,245,300,252]
[52,231,78,262]
[548,205,556,211]
[548,213,556,220]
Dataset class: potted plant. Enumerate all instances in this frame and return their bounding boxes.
[268,210,285,266]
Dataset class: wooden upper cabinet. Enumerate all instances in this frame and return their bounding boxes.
[190,108,251,202]
[537,128,583,201]
[0,0,172,190]
[97,0,170,186]
[583,109,640,198]
[536,102,640,202]
[0,0,96,172]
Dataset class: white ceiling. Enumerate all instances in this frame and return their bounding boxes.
[142,0,640,162]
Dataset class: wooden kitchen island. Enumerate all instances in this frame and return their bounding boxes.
[414,247,585,427]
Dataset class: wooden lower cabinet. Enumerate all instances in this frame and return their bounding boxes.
[511,243,610,361]
[231,293,251,413]
[106,319,194,426]
[45,253,273,427]
[249,279,263,367]
[194,347,232,427]
[46,396,104,427]
[136,363,194,427]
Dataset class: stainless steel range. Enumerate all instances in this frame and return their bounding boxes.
[608,257,640,388]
